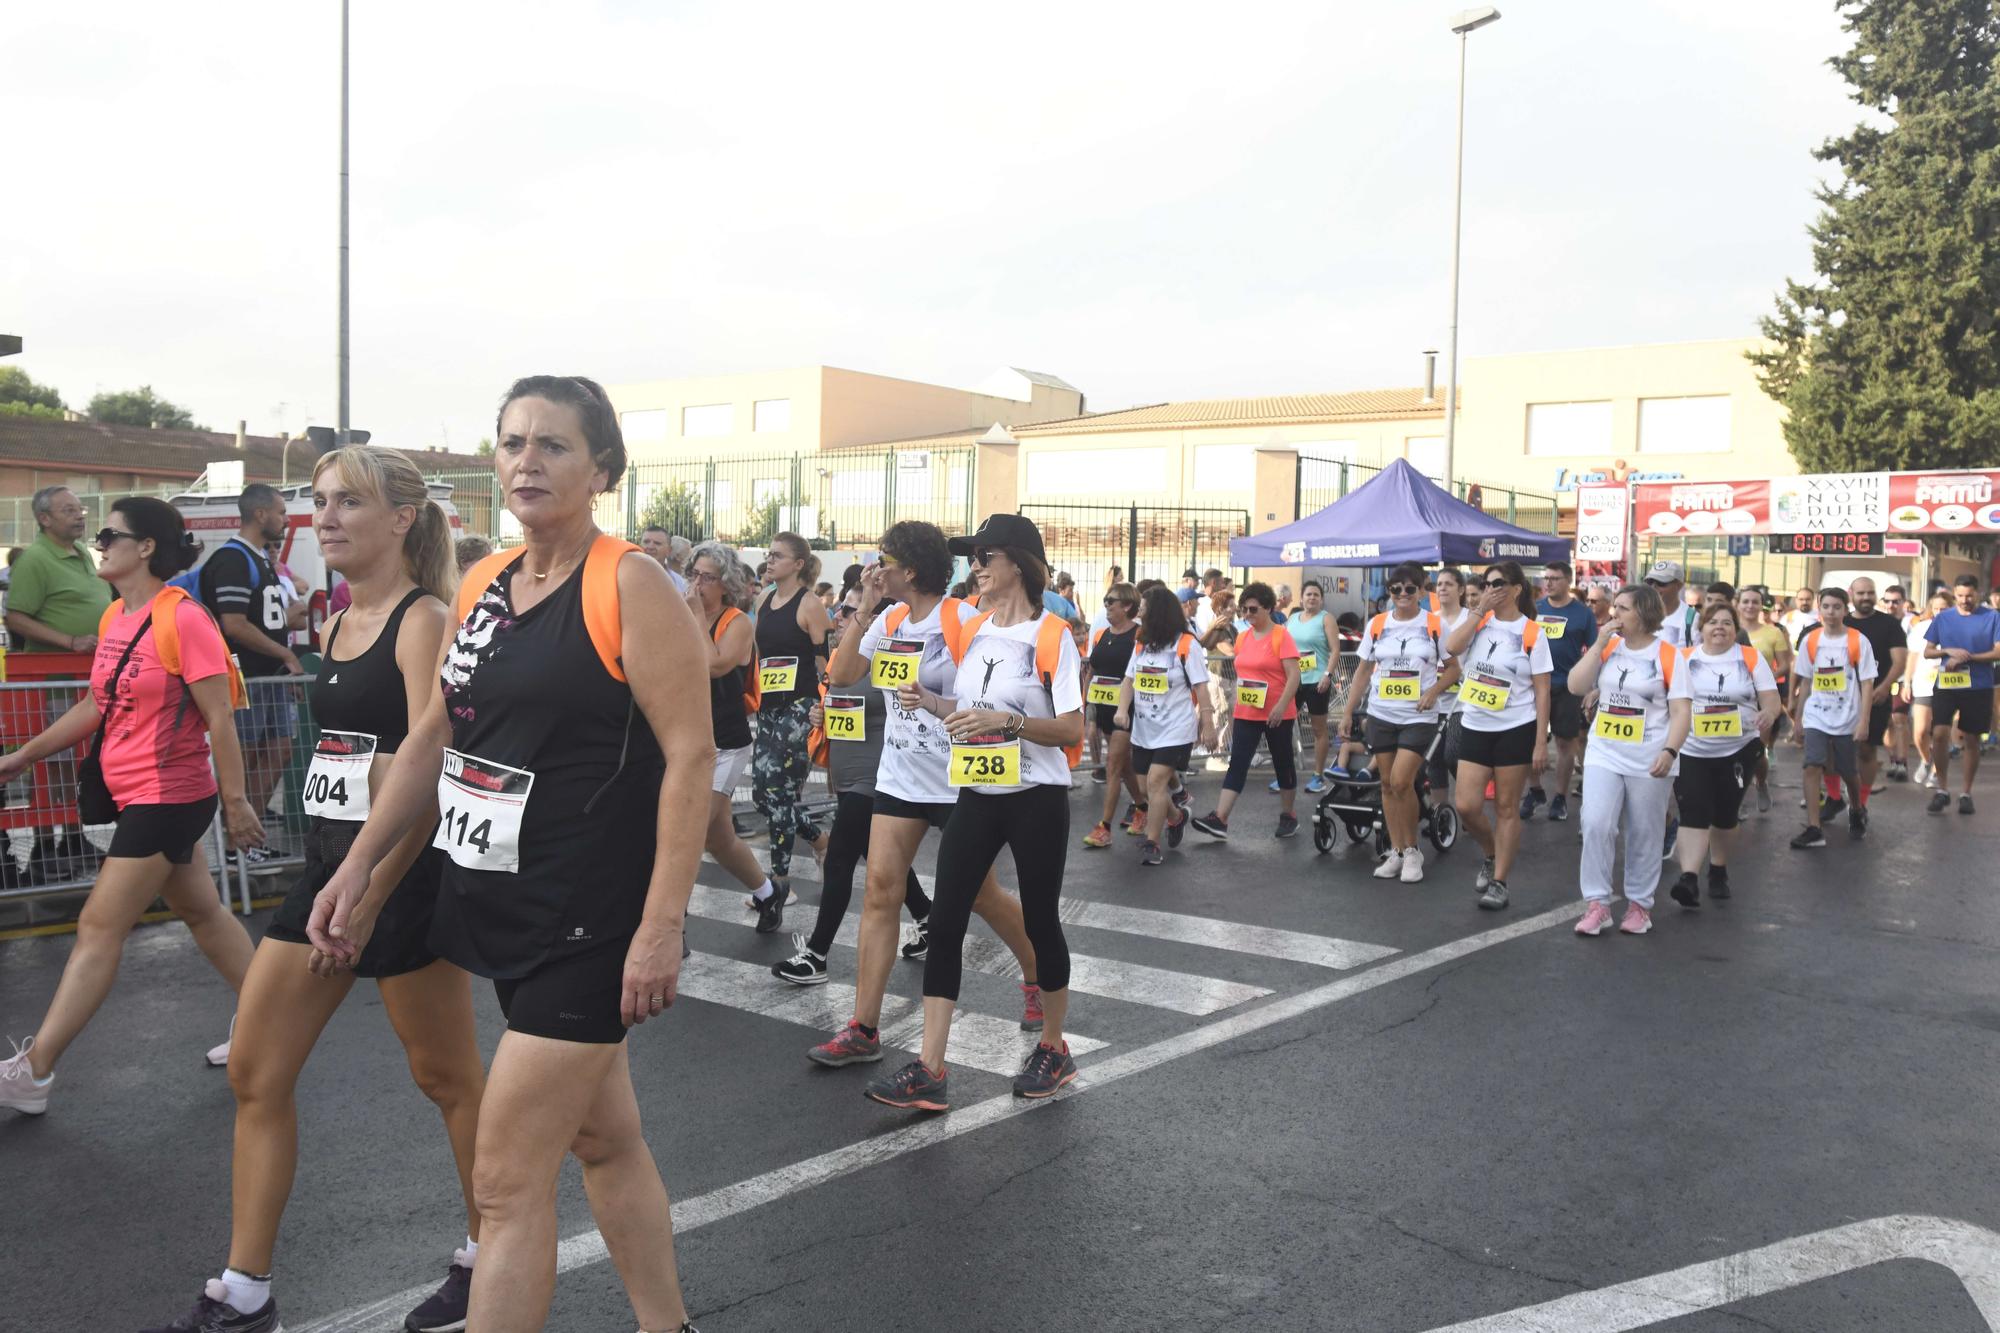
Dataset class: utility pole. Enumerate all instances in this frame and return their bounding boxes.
[337,0,351,446]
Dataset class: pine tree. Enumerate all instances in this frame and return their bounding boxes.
[1749,0,2000,472]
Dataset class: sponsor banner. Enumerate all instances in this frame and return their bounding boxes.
[1886,470,2000,534]
[1770,472,1887,534]
[1574,485,1628,561]
[1632,479,1768,537]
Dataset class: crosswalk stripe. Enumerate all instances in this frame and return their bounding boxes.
[685,882,1272,1016]
[674,951,1107,1077]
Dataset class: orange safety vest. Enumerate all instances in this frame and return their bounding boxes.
[944,609,1084,768]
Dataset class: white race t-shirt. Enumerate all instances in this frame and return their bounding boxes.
[1122,636,1210,750]
[1434,606,1475,715]
[947,614,1084,794]
[1797,625,1877,736]
[1583,636,1692,778]
[1658,600,1701,649]
[1907,617,1941,700]
[1679,644,1777,759]
[1454,614,1554,734]
[859,597,981,805]
[1357,611,1445,725]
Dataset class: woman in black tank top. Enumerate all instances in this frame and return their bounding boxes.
[303,379,707,1333]
[148,446,490,1333]
[750,532,831,890]
[1083,584,1147,848]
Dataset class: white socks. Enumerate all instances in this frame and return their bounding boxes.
[458,1236,479,1269]
[219,1269,271,1314]
[752,878,776,901]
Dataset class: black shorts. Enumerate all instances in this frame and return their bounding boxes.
[493,939,632,1044]
[1090,704,1127,734]
[1548,688,1585,741]
[873,790,954,829]
[1366,717,1437,757]
[1863,700,1891,747]
[1456,720,1536,769]
[1299,683,1332,716]
[106,795,218,864]
[1673,741,1762,832]
[1931,687,1995,737]
[1130,742,1192,774]
[265,823,444,979]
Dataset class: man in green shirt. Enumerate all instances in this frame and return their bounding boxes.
[6,486,111,652]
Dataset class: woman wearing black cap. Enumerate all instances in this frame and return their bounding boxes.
[864,514,1084,1112]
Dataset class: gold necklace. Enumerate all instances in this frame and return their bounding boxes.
[527,535,592,581]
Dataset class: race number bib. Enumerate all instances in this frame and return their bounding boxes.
[871,639,923,689]
[302,729,376,821]
[1297,651,1319,675]
[1938,669,1973,691]
[1594,709,1646,743]
[1236,678,1270,710]
[824,693,865,742]
[1693,706,1742,739]
[1813,668,1847,694]
[759,656,800,694]
[1375,673,1420,703]
[1460,677,1510,712]
[433,749,534,873]
[1087,676,1123,707]
[1134,667,1171,696]
[1536,616,1566,639]
[949,738,1021,787]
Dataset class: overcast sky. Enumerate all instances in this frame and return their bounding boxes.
[4,1,1856,452]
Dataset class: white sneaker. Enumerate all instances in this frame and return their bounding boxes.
[1400,849,1426,883]
[1372,848,1405,879]
[1,1036,52,1115]
[205,1014,235,1068]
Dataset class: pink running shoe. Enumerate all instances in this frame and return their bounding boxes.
[1619,904,1653,935]
[1020,983,1045,1032]
[1574,902,1614,937]
[807,1020,882,1067]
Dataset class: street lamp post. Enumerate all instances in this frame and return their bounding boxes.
[337,0,351,447]
[1441,5,1501,496]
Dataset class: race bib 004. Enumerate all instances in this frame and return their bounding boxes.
[302,729,376,821]
[949,738,1021,787]
[824,693,865,742]
[433,748,534,873]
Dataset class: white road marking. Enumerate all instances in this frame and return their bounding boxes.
[675,951,1107,1075]
[1057,897,1400,971]
[1421,1213,2000,1331]
[296,899,1583,1333]
[685,882,1273,1016]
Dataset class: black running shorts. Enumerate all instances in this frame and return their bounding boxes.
[106,796,218,865]
[1931,687,1994,738]
[493,939,632,1044]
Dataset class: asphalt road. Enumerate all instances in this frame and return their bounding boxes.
[4,759,1998,1332]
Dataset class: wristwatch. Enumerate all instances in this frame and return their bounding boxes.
[1662,745,1679,757]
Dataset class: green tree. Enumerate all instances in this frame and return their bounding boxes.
[475,437,494,458]
[0,367,64,412]
[87,384,198,431]
[738,494,784,547]
[1748,0,2000,472]
[638,482,704,539]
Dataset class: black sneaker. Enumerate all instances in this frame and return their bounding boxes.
[405,1253,474,1332]
[141,1283,281,1333]
[772,935,829,985]
[1091,767,1108,784]
[1165,803,1186,849]
[1961,794,1977,815]
[1476,878,1509,911]
[1275,813,1299,839]
[1139,839,1164,866]
[1189,811,1230,840]
[1548,793,1569,822]
[1707,866,1732,900]
[899,917,930,961]
[1887,762,1909,782]
[1929,790,1953,814]
[1518,787,1545,820]
[1848,804,1867,839]
[864,1059,949,1112]
[1790,826,1825,849]
[1669,871,1700,910]
[1012,1041,1077,1099]
[1819,796,1847,824]
[753,884,785,935]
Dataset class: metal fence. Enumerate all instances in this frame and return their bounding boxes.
[1020,504,1251,594]
[1633,534,1817,599]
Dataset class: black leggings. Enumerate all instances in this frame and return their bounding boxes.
[1222,717,1297,793]
[922,785,1070,1002]
[807,790,930,957]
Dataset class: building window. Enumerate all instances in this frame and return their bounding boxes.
[1638,395,1731,454]
[1192,444,1255,493]
[682,403,734,437]
[1296,440,1361,464]
[1525,401,1613,457]
[1025,447,1167,496]
[752,477,788,509]
[620,409,670,445]
[1404,435,1446,482]
[753,399,791,433]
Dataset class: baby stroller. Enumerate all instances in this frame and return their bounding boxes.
[1310,722,1459,858]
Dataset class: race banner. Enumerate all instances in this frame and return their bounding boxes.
[1635,469,2000,537]
[1769,472,1887,534]
[1632,479,1768,536]
[1574,484,1629,561]
[1886,470,2000,534]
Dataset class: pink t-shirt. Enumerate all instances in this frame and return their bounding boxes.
[90,597,230,806]
[1232,624,1299,723]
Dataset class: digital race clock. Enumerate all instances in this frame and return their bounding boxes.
[1767,531,1885,556]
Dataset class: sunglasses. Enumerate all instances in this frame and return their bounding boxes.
[1386,582,1419,595]
[1240,603,1265,615]
[971,548,1003,566]
[877,554,902,569]
[1483,579,1510,590]
[93,528,140,551]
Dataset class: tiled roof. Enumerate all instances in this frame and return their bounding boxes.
[0,417,487,483]
[1010,387,1446,435]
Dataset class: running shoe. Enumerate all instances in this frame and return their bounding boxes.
[1165,803,1186,849]
[241,846,286,876]
[1619,904,1653,936]
[1887,761,1909,782]
[1013,1041,1077,1099]
[205,1014,235,1068]
[1914,762,1933,787]
[1789,826,1826,849]
[1756,786,1772,813]
[1477,879,1509,912]
[753,884,785,935]
[900,918,930,961]
[1172,785,1193,813]
[864,1060,949,1112]
[1962,794,1977,815]
[1188,811,1230,840]
[1707,866,1732,900]
[742,885,801,909]
[772,935,829,986]
[1124,804,1148,836]
[1548,793,1570,822]
[1474,858,1495,891]
[1091,766,1107,784]
[140,1281,280,1333]
[1139,840,1165,866]
[1574,902,1613,936]
[1819,796,1846,824]
[1082,821,1113,849]
[404,1249,475,1333]
[1399,849,1425,883]
[1020,983,1045,1032]
[1848,805,1868,839]
[1669,871,1700,910]
[1372,849,1405,880]
[0,1036,51,1115]
[1305,775,1327,795]
[1661,817,1678,861]
[1275,813,1299,839]
[1518,787,1545,820]
[1928,790,1953,814]
[1267,778,1283,793]
[807,1020,882,1067]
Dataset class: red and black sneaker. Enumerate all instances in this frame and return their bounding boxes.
[863,1059,949,1112]
[1013,1041,1078,1099]
[808,1020,882,1067]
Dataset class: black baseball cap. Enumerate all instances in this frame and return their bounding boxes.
[948,513,1047,566]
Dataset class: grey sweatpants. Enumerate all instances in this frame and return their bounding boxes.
[1579,765,1674,909]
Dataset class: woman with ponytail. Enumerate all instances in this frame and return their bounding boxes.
[140,447,489,1333]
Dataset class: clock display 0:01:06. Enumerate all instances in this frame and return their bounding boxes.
[1767,532,1884,556]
